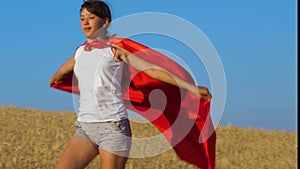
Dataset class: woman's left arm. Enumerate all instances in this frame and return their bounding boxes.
[111,45,212,101]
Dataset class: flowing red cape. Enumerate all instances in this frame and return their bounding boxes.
[51,37,216,169]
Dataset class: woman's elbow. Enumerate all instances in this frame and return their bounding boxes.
[143,68,161,80]
[145,68,171,81]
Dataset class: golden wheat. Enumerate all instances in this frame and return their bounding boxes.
[0,106,297,169]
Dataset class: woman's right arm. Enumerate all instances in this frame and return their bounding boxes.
[111,45,212,101]
[49,54,75,86]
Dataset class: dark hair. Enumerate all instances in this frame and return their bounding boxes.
[80,0,111,23]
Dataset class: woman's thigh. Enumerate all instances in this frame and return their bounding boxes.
[55,136,98,169]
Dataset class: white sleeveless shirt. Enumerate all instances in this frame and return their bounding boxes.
[74,45,128,122]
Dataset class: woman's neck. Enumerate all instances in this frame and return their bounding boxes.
[87,36,108,43]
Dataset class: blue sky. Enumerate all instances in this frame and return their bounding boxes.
[0,0,297,131]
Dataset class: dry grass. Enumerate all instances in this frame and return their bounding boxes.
[0,106,297,169]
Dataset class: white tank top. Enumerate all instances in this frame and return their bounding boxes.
[74,45,128,122]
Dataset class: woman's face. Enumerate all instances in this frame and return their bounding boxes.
[80,8,108,39]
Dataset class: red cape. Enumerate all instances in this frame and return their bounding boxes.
[51,37,216,169]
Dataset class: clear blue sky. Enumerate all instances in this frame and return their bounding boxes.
[0,0,297,131]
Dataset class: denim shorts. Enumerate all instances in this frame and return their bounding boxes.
[74,119,132,152]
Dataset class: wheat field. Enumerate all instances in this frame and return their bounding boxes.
[0,106,297,169]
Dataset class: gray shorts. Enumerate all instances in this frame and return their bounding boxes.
[74,119,132,152]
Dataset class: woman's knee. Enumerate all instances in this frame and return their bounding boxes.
[99,149,129,169]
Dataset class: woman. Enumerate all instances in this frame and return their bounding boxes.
[50,0,212,169]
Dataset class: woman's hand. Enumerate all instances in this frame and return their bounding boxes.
[111,44,128,61]
[192,86,212,101]
[49,74,61,87]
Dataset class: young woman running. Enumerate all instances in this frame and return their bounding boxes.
[50,1,211,169]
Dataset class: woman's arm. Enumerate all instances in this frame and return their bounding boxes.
[49,54,75,86]
[111,45,212,101]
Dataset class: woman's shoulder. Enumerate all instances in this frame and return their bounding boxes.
[73,44,85,60]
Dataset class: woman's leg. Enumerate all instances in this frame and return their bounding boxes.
[55,136,98,169]
[99,149,129,169]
